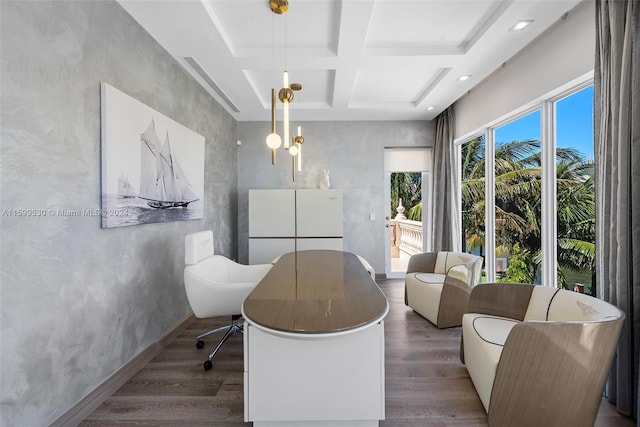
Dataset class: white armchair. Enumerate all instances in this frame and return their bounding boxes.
[184,230,271,371]
[405,251,483,328]
[461,283,625,426]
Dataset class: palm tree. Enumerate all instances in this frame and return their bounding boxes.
[461,137,595,291]
[390,172,421,220]
[461,137,486,254]
[556,159,595,291]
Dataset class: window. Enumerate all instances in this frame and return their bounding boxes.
[461,135,486,278]
[493,110,541,283]
[458,83,594,291]
[554,85,595,293]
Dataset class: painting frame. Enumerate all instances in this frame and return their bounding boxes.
[100,82,205,228]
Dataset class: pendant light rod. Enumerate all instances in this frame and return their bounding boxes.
[296,126,303,171]
[266,88,282,164]
[271,88,277,133]
[270,89,277,164]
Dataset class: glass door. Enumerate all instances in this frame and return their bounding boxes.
[384,148,432,279]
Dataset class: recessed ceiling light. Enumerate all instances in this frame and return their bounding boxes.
[458,75,471,82]
[509,20,533,32]
[427,106,436,111]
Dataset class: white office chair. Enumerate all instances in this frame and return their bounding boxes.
[184,230,272,371]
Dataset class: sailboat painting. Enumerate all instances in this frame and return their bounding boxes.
[101,83,205,228]
[117,174,136,198]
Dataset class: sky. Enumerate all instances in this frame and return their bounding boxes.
[494,85,594,160]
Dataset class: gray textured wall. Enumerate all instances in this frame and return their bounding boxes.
[237,121,435,272]
[0,1,238,426]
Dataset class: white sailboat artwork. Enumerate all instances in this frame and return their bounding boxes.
[100,82,205,228]
[138,119,198,209]
[117,174,136,198]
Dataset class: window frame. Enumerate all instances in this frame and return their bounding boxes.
[455,77,594,287]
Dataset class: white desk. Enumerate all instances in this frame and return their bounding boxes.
[242,250,389,427]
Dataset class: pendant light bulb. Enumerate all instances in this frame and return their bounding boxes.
[266,132,282,149]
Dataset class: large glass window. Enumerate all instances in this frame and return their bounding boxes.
[554,85,595,294]
[457,83,594,289]
[461,135,486,278]
[493,110,542,283]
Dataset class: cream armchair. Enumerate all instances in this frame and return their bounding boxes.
[404,251,483,328]
[461,283,625,426]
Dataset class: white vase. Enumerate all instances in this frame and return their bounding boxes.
[319,170,331,189]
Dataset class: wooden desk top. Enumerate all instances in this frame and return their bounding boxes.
[243,250,389,334]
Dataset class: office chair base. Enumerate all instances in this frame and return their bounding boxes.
[196,315,243,371]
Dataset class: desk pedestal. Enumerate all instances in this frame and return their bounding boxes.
[243,322,385,426]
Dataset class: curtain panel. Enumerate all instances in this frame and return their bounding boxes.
[594,0,639,421]
[431,107,460,252]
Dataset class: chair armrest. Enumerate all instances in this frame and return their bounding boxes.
[488,318,624,426]
[437,264,473,328]
[460,283,533,363]
[227,260,273,283]
[406,252,437,274]
[467,283,534,321]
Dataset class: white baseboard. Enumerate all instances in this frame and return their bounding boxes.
[50,313,195,427]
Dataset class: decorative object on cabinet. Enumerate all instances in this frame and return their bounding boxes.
[100,82,204,228]
[319,169,331,189]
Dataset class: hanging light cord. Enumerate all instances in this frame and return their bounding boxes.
[272,13,276,88]
[284,14,288,71]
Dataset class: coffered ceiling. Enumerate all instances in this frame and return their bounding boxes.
[117,0,583,122]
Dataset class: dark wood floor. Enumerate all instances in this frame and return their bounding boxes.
[80,279,633,426]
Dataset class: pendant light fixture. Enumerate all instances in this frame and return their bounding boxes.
[266,0,306,180]
[266,88,282,164]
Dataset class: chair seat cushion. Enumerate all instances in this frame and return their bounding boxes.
[414,272,446,284]
[462,313,520,412]
[472,315,519,345]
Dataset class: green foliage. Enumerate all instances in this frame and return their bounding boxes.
[390,172,422,220]
[407,202,422,221]
[461,137,595,286]
[499,244,534,283]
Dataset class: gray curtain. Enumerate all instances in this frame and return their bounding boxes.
[594,0,639,421]
[431,107,460,252]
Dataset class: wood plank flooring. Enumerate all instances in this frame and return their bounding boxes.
[80,279,634,426]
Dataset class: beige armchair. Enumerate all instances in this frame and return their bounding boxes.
[461,283,625,426]
[404,251,483,328]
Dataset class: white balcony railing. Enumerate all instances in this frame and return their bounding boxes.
[390,219,423,259]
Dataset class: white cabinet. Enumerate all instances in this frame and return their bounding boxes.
[295,189,343,237]
[248,238,296,264]
[249,189,343,264]
[248,189,296,238]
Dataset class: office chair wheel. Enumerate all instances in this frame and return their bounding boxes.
[203,360,213,371]
[196,340,205,349]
